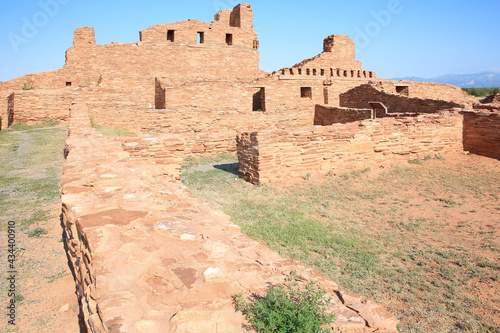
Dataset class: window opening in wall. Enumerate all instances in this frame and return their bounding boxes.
[167,30,175,42]
[369,72,373,78]
[301,87,312,99]
[321,69,325,76]
[363,71,367,78]
[253,40,259,48]
[306,69,311,75]
[396,86,409,96]
[66,82,72,87]
[253,87,266,111]
[344,70,348,77]
[226,33,233,45]
[313,69,317,76]
[330,68,334,76]
[197,31,205,44]
[298,68,302,75]
[351,70,355,77]
[337,69,340,76]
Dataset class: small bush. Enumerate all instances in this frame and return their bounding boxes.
[21,81,34,90]
[235,272,335,333]
[28,226,48,238]
[408,158,423,165]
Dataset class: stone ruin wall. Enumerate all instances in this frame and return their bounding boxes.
[462,111,500,160]
[0,92,14,130]
[61,102,398,332]
[339,84,466,114]
[237,112,463,185]
[314,105,373,125]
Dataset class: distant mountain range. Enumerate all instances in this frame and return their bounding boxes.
[392,72,500,88]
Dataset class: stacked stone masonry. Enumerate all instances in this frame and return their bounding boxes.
[61,102,398,332]
[237,112,463,185]
[462,111,500,159]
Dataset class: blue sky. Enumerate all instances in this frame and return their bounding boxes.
[1,0,499,82]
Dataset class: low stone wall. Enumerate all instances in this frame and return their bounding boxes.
[463,111,500,159]
[13,89,74,123]
[91,106,313,156]
[339,84,464,114]
[237,112,463,185]
[314,105,372,125]
[60,102,398,332]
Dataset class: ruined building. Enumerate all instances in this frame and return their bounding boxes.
[1,3,499,332]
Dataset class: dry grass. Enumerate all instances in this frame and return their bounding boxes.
[182,154,500,333]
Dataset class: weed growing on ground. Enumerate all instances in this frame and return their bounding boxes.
[28,226,48,238]
[235,272,335,333]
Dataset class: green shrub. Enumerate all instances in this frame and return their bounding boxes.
[235,272,335,333]
[21,81,34,90]
[462,87,500,97]
[28,226,48,238]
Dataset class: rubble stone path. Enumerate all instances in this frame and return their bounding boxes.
[59,102,398,332]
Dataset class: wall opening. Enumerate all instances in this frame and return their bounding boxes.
[306,69,311,75]
[321,69,325,76]
[167,30,175,42]
[344,70,348,77]
[289,68,294,75]
[155,78,166,109]
[351,70,355,77]
[313,69,317,76]
[323,87,329,104]
[226,33,233,45]
[66,82,72,87]
[253,40,259,48]
[396,86,409,96]
[301,87,312,99]
[197,31,205,44]
[253,87,266,111]
[298,69,302,75]
[330,68,334,76]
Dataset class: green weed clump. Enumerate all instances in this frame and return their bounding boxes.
[235,272,335,333]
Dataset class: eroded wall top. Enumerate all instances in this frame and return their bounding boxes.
[139,3,258,49]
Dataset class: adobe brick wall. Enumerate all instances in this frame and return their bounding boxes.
[159,79,254,112]
[13,89,73,123]
[237,112,463,185]
[293,35,363,71]
[61,102,398,333]
[0,92,14,130]
[463,111,500,159]
[89,103,313,156]
[382,81,475,107]
[339,84,464,114]
[314,105,372,125]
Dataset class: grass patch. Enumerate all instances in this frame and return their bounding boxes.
[89,114,136,136]
[28,226,48,238]
[182,154,500,332]
[0,123,67,231]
